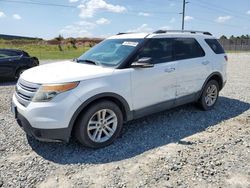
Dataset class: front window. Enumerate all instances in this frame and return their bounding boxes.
[77,39,143,67]
[134,38,173,64]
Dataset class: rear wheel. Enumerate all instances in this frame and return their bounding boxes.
[198,80,219,110]
[75,100,123,148]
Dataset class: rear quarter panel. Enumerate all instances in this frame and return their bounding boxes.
[197,36,227,84]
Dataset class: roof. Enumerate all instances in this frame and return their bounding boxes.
[108,30,215,40]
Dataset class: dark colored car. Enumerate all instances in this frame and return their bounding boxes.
[0,49,39,80]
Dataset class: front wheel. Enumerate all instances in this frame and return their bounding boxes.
[75,100,123,148]
[198,80,219,110]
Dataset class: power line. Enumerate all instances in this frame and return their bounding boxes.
[0,0,76,8]
[0,0,179,14]
[194,17,243,29]
[167,0,250,22]
[191,0,250,21]
[197,0,249,18]
[130,10,179,14]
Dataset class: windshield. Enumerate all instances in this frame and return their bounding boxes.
[77,39,143,67]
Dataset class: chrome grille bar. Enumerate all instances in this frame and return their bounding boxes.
[15,79,40,107]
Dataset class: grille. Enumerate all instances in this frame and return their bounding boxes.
[15,79,40,107]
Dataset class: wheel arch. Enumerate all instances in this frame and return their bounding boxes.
[197,72,224,99]
[67,92,132,141]
[207,72,223,90]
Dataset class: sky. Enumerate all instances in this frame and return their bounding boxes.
[0,0,249,39]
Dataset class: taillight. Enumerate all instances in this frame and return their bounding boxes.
[224,55,228,62]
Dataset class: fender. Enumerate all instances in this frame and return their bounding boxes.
[65,92,132,141]
[196,72,223,100]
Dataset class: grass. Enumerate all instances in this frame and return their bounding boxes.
[0,40,90,60]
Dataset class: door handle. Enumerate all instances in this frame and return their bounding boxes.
[165,67,175,73]
[202,61,210,65]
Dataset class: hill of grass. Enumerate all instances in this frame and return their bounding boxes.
[0,39,91,60]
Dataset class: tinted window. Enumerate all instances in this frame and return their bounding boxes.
[0,51,7,59]
[136,38,173,64]
[173,38,205,60]
[0,50,21,59]
[205,39,225,54]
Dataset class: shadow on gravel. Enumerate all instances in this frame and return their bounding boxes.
[28,96,250,164]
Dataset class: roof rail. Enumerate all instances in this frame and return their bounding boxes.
[153,30,212,36]
[116,32,151,39]
[116,32,135,35]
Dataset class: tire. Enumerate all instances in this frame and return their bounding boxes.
[75,100,123,148]
[198,80,219,110]
[15,68,27,80]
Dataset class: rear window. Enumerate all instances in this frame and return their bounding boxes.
[22,51,30,57]
[205,39,225,54]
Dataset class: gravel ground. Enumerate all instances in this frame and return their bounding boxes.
[0,53,250,188]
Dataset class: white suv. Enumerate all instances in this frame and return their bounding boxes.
[12,30,227,148]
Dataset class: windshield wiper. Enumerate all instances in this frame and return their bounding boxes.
[77,59,99,66]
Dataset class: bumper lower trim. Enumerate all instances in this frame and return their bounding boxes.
[16,112,70,142]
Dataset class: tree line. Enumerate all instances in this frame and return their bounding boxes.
[220,35,250,40]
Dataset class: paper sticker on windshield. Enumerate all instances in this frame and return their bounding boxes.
[122,41,139,47]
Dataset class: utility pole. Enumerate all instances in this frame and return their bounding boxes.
[182,0,186,30]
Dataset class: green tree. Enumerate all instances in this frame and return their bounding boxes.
[240,35,246,39]
[55,35,64,52]
[68,38,77,49]
[55,35,64,42]
[229,35,235,40]
[220,35,227,40]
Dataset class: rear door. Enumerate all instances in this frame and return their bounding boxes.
[130,38,177,110]
[173,38,210,98]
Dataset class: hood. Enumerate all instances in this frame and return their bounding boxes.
[21,60,114,84]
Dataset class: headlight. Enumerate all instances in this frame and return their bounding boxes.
[32,82,79,102]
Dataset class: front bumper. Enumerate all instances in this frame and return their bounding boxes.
[11,90,82,143]
[15,111,69,142]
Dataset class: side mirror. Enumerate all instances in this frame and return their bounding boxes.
[131,57,154,68]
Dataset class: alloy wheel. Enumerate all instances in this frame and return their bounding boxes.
[87,109,118,143]
[204,84,218,106]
